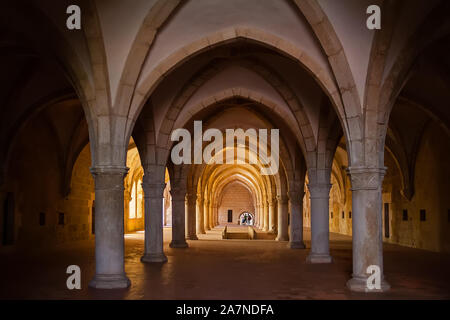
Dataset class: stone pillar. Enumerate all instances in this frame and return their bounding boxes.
[141,180,167,263]
[169,188,188,248]
[262,201,269,231]
[276,195,289,241]
[288,191,305,249]
[203,199,210,230]
[89,166,130,289]
[347,167,390,292]
[123,191,131,234]
[213,205,219,226]
[196,195,205,234]
[208,201,214,229]
[268,197,276,233]
[186,193,198,240]
[306,184,332,263]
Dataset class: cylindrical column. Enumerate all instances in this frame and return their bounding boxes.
[306,184,332,263]
[89,166,130,289]
[255,204,261,229]
[186,193,198,240]
[262,201,269,231]
[196,195,205,234]
[141,180,167,263]
[268,197,276,233]
[347,167,390,292]
[213,205,219,226]
[288,191,305,249]
[208,201,214,229]
[203,199,210,230]
[170,188,188,248]
[276,195,289,241]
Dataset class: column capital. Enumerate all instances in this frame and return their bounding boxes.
[142,182,166,198]
[307,183,332,199]
[267,197,276,206]
[186,193,197,203]
[276,194,288,204]
[288,191,303,205]
[346,166,387,191]
[170,188,186,201]
[196,194,204,205]
[90,166,129,176]
[90,166,128,191]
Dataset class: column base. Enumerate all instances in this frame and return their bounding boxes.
[141,253,168,263]
[186,235,198,240]
[347,276,391,293]
[306,253,332,264]
[88,273,130,289]
[170,240,189,248]
[268,229,276,235]
[275,235,289,241]
[289,241,306,249]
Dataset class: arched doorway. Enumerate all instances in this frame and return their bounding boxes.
[239,212,254,226]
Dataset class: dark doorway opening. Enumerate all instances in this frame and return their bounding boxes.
[227,210,233,223]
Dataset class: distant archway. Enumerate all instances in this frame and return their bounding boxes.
[239,212,254,226]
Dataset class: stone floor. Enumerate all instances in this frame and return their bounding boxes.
[0,227,449,300]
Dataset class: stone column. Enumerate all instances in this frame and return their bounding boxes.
[276,195,289,241]
[89,166,130,289]
[169,188,188,248]
[306,184,332,263]
[208,201,214,229]
[288,191,305,249]
[203,199,210,230]
[196,195,205,234]
[186,193,198,240]
[141,180,167,263]
[268,197,276,233]
[262,201,269,231]
[213,205,219,226]
[347,167,390,292]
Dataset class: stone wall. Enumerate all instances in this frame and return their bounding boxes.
[218,184,255,224]
[382,123,450,253]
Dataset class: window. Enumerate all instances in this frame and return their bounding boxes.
[227,210,233,223]
[137,179,143,219]
[402,210,408,221]
[39,212,46,226]
[349,212,352,219]
[330,212,333,219]
[58,212,65,225]
[342,211,345,219]
[420,209,426,222]
[129,182,136,219]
